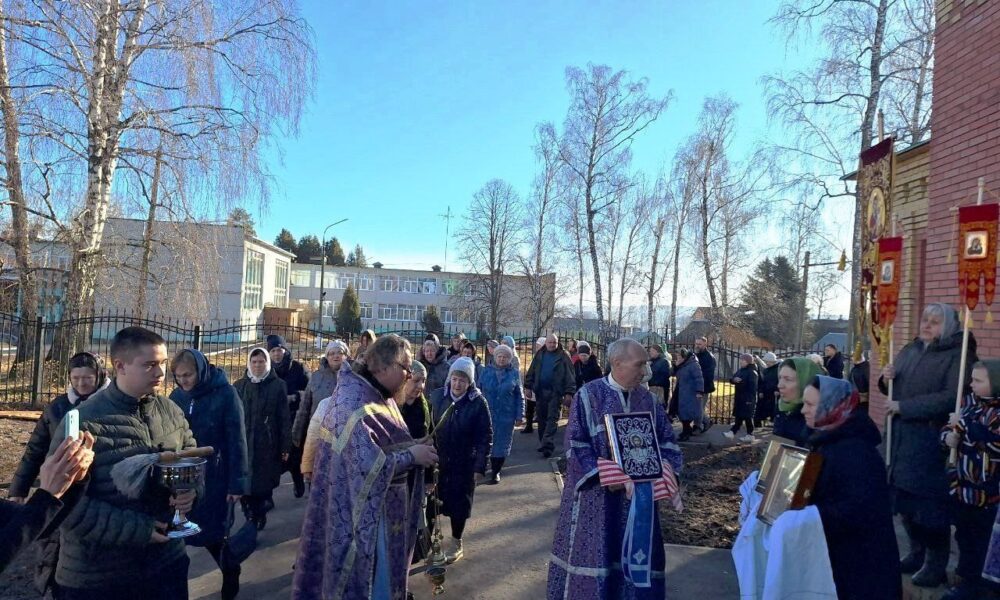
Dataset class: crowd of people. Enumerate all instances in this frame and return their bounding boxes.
[0,305,998,599]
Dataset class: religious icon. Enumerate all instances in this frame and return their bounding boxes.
[757,445,823,525]
[880,260,894,284]
[965,231,988,260]
[867,188,887,243]
[755,437,795,494]
[604,412,663,482]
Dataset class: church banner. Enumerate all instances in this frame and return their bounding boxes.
[857,137,894,350]
[876,236,903,328]
[958,204,999,311]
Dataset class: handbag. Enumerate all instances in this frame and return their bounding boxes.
[220,502,257,570]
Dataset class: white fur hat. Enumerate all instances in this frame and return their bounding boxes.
[448,356,477,384]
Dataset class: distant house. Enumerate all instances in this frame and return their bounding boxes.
[675,306,775,350]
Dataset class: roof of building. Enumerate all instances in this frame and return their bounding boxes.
[676,321,775,350]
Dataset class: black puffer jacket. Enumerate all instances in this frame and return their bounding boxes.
[47,381,196,590]
[879,330,977,499]
[731,365,758,420]
[234,370,291,496]
[420,345,451,394]
[429,386,492,520]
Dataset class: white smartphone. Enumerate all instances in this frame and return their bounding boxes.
[64,409,80,441]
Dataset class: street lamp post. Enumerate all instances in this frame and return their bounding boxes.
[318,219,348,331]
[797,249,849,348]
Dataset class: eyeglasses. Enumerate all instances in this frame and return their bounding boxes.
[396,362,413,376]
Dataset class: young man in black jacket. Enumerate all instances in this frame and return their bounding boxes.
[266,334,310,498]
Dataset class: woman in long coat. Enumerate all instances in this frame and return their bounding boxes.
[879,303,976,587]
[170,349,249,600]
[234,347,291,530]
[802,376,901,600]
[292,340,346,453]
[429,357,492,564]
[726,353,758,442]
[479,345,524,485]
[674,349,704,441]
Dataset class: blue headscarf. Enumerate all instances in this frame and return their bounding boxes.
[810,375,858,431]
[174,348,224,398]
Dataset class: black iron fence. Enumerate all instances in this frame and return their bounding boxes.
[0,309,816,426]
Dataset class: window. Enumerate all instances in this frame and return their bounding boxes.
[442,279,460,295]
[273,260,289,307]
[297,299,309,306]
[381,276,398,292]
[360,302,373,319]
[291,269,311,287]
[336,272,356,290]
[243,250,264,310]
[442,308,456,324]
[322,300,337,317]
[399,304,421,322]
[400,277,420,293]
[419,277,437,294]
[379,303,397,320]
[358,274,374,291]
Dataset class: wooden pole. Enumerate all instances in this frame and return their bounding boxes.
[885,219,896,468]
[950,177,986,466]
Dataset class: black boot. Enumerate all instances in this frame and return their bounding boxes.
[900,516,926,574]
[911,545,949,588]
[221,568,241,600]
[293,477,305,498]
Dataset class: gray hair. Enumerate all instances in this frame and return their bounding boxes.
[493,345,514,360]
[366,334,412,373]
[607,338,645,365]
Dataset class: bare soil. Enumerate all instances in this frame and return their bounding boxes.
[660,442,763,549]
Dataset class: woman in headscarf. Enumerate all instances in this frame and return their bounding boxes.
[170,349,249,600]
[725,353,758,443]
[428,357,493,564]
[802,375,901,600]
[447,332,466,361]
[8,352,108,595]
[673,349,705,441]
[879,302,976,588]
[356,329,377,363]
[479,345,524,485]
[501,336,520,372]
[773,356,824,445]
[457,340,485,382]
[419,334,452,394]
[234,347,291,530]
[394,360,435,564]
[293,340,347,458]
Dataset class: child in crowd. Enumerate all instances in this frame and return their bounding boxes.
[941,360,1000,600]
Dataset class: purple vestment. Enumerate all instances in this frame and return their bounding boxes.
[292,366,424,600]
[548,377,683,600]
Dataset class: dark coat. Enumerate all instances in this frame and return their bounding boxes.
[48,382,196,589]
[273,351,309,412]
[878,330,977,499]
[524,345,577,398]
[292,359,341,445]
[574,355,604,390]
[649,356,672,389]
[674,355,705,422]
[755,363,780,422]
[420,345,452,395]
[695,349,716,395]
[0,487,83,576]
[849,360,870,395]
[731,365,758,420]
[773,410,811,446]
[169,359,249,546]
[234,370,291,496]
[429,385,493,520]
[809,410,901,600]
[823,352,846,379]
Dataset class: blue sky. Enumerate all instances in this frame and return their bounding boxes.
[256,1,849,315]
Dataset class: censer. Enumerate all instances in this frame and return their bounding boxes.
[426,465,447,595]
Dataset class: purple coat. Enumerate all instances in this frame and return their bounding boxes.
[548,377,683,599]
[292,366,424,600]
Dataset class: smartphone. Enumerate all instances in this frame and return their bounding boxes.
[64,409,80,441]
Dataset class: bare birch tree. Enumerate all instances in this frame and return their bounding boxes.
[0,0,314,358]
[459,179,525,338]
[556,64,670,341]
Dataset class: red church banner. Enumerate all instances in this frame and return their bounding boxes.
[876,236,903,327]
[958,204,999,310]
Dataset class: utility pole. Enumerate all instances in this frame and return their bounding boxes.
[440,206,452,271]
[798,249,849,348]
[318,218,348,331]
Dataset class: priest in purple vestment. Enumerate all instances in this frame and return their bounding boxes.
[548,338,683,600]
[292,335,439,600]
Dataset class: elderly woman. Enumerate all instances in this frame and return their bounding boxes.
[673,349,704,441]
[170,349,249,600]
[447,332,466,361]
[457,340,485,382]
[802,375,901,600]
[429,357,493,563]
[356,329,377,361]
[292,340,347,456]
[575,342,603,389]
[880,302,976,588]
[485,339,499,367]
[234,347,291,530]
[774,357,824,445]
[501,335,520,372]
[420,334,452,393]
[480,345,524,485]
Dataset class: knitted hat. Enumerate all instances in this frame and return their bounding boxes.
[578,342,592,354]
[762,352,778,364]
[410,360,427,380]
[501,336,516,348]
[326,339,349,354]
[448,356,477,384]
[424,333,440,345]
[266,334,285,350]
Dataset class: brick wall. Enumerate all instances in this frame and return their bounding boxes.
[925,0,1000,359]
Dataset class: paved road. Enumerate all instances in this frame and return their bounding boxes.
[187,422,739,599]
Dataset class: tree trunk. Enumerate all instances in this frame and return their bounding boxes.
[670,220,684,340]
[0,2,38,376]
[136,146,163,317]
[647,217,665,333]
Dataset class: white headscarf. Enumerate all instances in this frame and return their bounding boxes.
[247,347,271,383]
